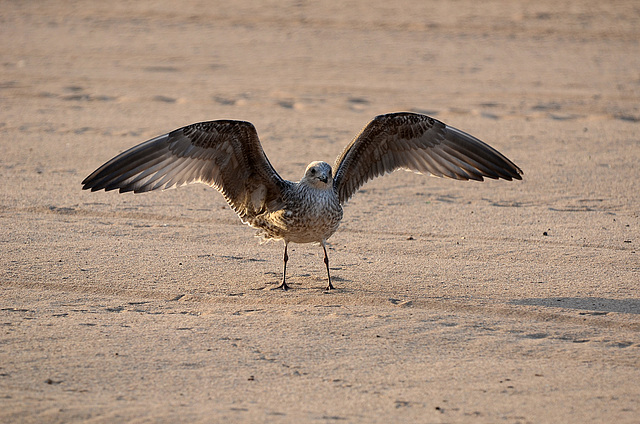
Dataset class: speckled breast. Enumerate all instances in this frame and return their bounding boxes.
[253,186,343,244]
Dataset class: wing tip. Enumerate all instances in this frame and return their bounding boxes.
[81,179,100,192]
[505,164,524,181]
[81,177,140,194]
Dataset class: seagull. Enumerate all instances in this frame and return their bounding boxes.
[82,112,522,290]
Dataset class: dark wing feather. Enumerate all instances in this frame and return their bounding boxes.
[82,120,290,223]
[333,112,523,204]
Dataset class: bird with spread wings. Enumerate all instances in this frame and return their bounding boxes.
[82,112,522,290]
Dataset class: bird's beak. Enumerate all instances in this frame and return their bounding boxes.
[319,176,328,184]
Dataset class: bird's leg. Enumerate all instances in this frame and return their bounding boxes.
[273,242,290,290]
[322,242,334,290]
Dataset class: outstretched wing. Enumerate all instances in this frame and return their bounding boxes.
[82,120,290,222]
[333,112,523,204]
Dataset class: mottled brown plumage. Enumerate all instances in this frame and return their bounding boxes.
[82,112,522,290]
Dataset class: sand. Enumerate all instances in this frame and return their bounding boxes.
[1,1,639,422]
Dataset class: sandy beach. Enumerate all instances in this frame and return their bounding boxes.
[1,1,639,422]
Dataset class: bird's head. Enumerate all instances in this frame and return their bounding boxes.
[301,161,333,189]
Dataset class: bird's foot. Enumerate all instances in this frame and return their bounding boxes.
[273,281,290,291]
[324,282,335,291]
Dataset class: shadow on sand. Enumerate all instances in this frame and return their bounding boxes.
[510,297,640,315]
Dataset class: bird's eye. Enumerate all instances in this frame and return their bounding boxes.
[310,169,316,175]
